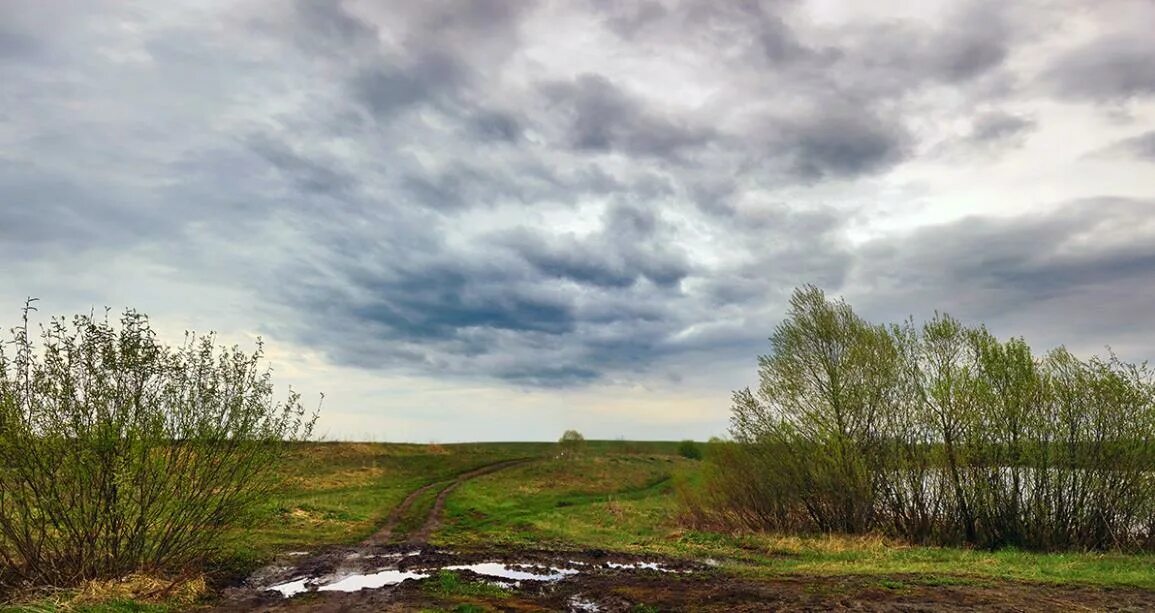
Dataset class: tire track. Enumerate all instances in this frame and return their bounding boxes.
[365,458,533,545]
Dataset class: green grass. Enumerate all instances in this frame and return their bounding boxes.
[434,447,1155,590]
[6,440,1155,611]
[416,569,513,613]
[247,442,1155,591]
[438,453,681,547]
[423,570,511,599]
[223,442,556,559]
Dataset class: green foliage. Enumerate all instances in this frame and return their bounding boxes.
[677,440,702,460]
[558,429,586,456]
[0,304,317,589]
[704,285,1155,551]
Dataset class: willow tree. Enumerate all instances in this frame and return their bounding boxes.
[711,286,1155,550]
[730,285,902,533]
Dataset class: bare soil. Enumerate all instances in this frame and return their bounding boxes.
[218,545,1155,612]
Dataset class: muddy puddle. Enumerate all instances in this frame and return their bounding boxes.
[259,547,692,599]
[235,544,702,604]
[219,545,1155,612]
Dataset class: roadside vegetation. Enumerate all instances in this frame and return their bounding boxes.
[6,441,1155,611]
[0,305,315,596]
[683,285,1155,551]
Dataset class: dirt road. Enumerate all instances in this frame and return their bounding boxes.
[365,458,533,546]
[215,458,1155,611]
[222,549,1155,612]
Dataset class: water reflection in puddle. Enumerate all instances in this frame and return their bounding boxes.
[318,569,431,592]
[444,562,580,582]
[265,553,685,598]
[606,561,663,571]
[268,570,431,596]
[568,595,602,611]
[269,578,310,598]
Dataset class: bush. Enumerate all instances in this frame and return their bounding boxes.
[0,304,317,588]
[558,429,585,456]
[705,285,1155,551]
[678,439,702,460]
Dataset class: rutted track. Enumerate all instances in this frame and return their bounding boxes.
[218,456,1155,612]
[220,457,540,609]
[367,457,534,545]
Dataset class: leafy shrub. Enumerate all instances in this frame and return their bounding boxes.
[0,304,317,588]
[678,439,702,460]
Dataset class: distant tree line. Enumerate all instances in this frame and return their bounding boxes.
[683,286,1155,551]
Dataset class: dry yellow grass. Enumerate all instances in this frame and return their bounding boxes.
[755,532,906,556]
[69,573,206,607]
[283,465,388,490]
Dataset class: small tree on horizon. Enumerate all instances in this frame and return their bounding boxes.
[558,429,586,457]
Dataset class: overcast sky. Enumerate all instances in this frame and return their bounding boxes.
[2,0,1154,441]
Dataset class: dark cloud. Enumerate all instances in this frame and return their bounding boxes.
[796,1,1014,102]
[247,136,355,196]
[541,74,717,159]
[0,27,37,60]
[467,109,523,142]
[0,163,175,257]
[287,0,378,54]
[776,107,910,179]
[853,198,1155,351]
[922,3,1010,83]
[272,196,713,383]
[495,206,690,289]
[1046,34,1155,101]
[2,0,1153,396]
[596,0,668,38]
[398,165,480,211]
[1107,130,1155,162]
[498,365,601,387]
[967,111,1035,145]
[350,54,468,119]
[349,276,576,340]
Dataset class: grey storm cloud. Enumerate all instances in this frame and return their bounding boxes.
[774,107,911,179]
[852,198,1155,353]
[247,136,356,196]
[350,55,467,118]
[967,112,1036,146]
[541,74,717,159]
[1107,131,1155,162]
[494,205,691,289]
[1,0,1153,391]
[1047,34,1155,101]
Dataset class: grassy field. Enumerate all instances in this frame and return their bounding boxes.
[437,449,1155,590]
[5,441,1155,611]
[218,441,1155,590]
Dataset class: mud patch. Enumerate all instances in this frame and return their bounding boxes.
[216,547,1155,613]
[217,545,706,610]
[252,546,687,598]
